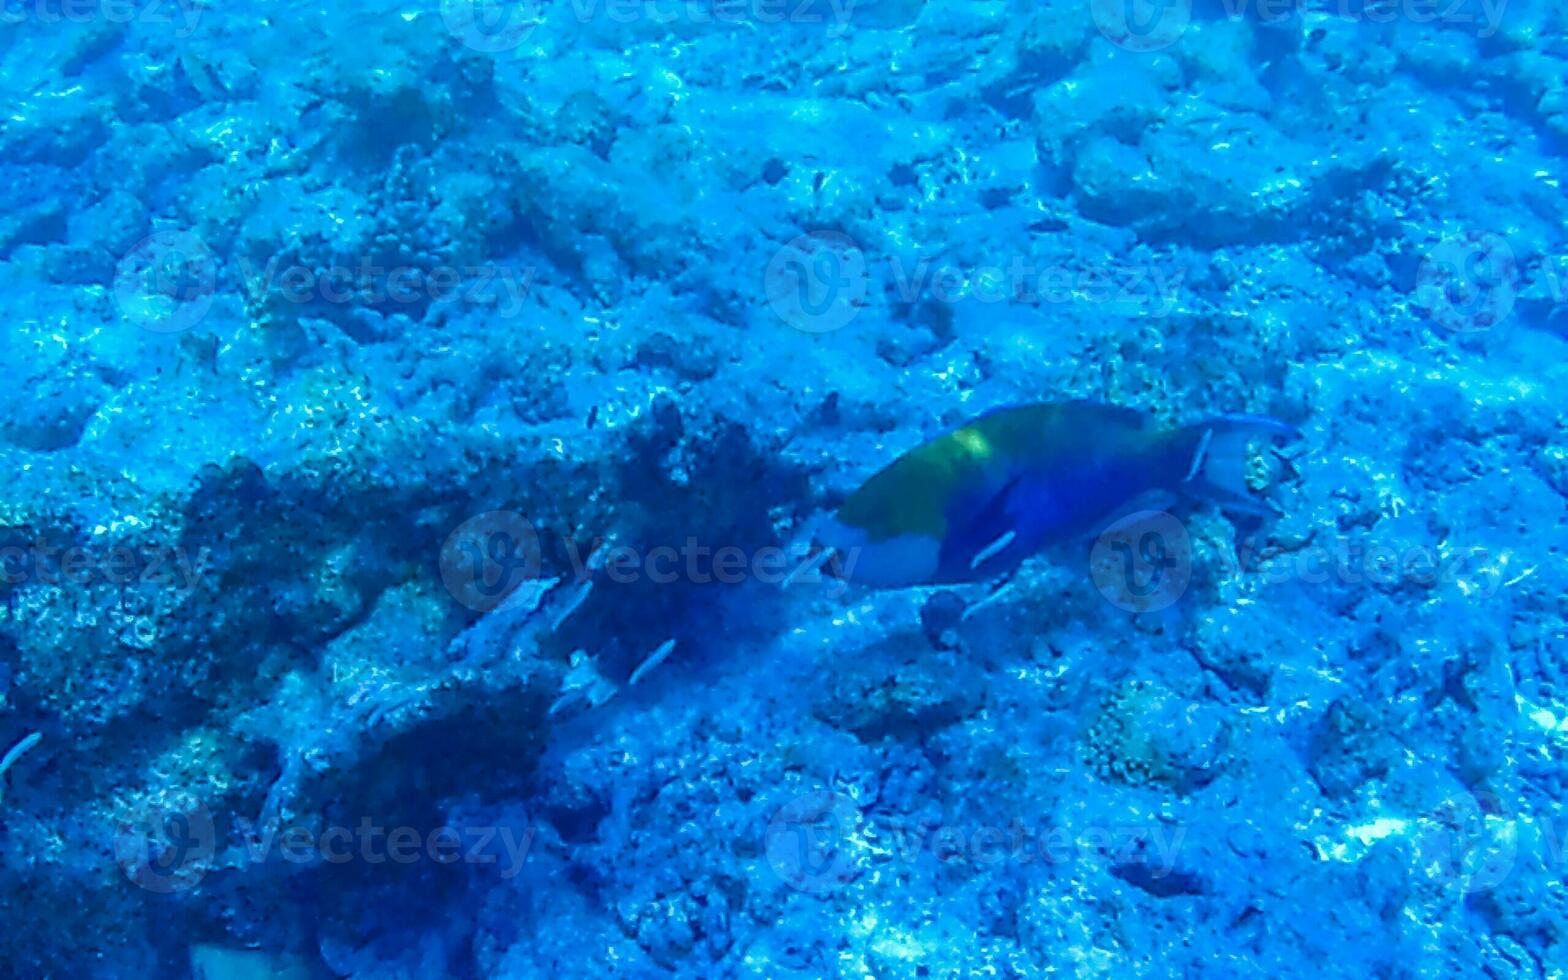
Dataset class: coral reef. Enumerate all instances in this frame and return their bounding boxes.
[1,0,1565,976]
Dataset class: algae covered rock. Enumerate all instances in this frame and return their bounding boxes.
[1082,678,1231,793]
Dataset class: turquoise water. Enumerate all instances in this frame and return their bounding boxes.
[2,1,1566,976]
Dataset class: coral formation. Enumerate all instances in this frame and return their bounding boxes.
[1,0,1565,976]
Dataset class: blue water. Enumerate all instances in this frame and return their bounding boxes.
[2,1,1566,976]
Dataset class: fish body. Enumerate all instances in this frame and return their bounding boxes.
[819,401,1299,587]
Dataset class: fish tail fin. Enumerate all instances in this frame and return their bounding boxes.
[1175,414,1302,516]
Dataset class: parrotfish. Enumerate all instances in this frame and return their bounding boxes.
[817,401,1300,588]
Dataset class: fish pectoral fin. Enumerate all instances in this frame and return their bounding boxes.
[943,474,1049,575]
[969,529,1018,570]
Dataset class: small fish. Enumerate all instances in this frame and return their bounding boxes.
[817,401,1300,588]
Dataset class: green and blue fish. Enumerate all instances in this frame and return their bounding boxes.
[818,401,1299,588]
